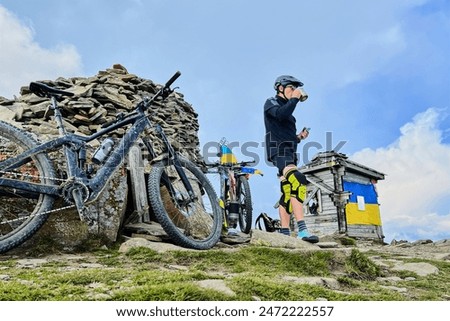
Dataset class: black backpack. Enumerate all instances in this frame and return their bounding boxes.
[255,213,281,232]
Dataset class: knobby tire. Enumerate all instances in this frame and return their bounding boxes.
[148,157,222,250]
[0,121,56,253]
[237,175,253,234]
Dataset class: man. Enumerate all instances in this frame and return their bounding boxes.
[264,75,319,243]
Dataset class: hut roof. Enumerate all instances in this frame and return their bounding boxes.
[300,151,385,181]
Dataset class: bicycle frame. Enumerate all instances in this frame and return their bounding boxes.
[0,72,194,205]
[0,101,140,197]
[205,138,263,231]
[216,164,260,200]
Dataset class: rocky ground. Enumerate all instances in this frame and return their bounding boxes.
[2,227,449,301]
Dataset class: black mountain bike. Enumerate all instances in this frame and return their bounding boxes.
[0,71,222,252]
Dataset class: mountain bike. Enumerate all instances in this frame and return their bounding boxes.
[206,138,262,234]
[0,71,222,252]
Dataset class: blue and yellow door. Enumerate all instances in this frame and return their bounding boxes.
[343,181,382,227]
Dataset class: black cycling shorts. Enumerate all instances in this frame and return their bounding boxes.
[272,154,298,176]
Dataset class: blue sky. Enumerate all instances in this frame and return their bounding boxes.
[1,0,449,243]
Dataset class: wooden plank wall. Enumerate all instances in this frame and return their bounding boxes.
[304,169,339,235]
[127,139,150,222]
[347,224,384,241]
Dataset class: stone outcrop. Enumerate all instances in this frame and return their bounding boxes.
[2,235,449,301]
[0,64,202,250]
[0,64,202,162]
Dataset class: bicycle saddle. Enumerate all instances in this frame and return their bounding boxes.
[29,82,74,98]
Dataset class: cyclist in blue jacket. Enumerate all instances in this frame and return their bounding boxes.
[264,75,319,243]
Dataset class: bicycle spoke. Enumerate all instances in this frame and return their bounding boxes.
[0,121,55,253]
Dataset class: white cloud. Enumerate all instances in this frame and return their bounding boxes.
[0,6,82,98]
[352,108,450,242]
[337,25,406,86]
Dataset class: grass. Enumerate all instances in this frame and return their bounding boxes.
[345,249,382,280]
[392,258,450,300]
[0,245,448,301]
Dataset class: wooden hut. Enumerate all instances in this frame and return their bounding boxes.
[298,151,386,241]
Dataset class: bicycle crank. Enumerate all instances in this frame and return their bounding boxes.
[61,178,90,205]
[61,178,93,224]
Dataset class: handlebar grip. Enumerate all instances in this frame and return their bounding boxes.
[165,71,181,88]
[204,162,220,168]
[241,160,256,166]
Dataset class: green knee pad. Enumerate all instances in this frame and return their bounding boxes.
[285,169,308,203]
[279,179,293,214]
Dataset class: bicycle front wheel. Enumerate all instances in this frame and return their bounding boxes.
[237,175,253,234]
[0,121,56,253]
[148,157,222,250]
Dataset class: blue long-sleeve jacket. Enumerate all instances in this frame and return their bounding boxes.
[264,95,300,162]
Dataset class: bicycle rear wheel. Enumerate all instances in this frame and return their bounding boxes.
[237,175,253,234]
[148,157,222,250]
[0,121,56,253]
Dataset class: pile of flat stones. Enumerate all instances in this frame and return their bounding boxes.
[0,64,204,250]
[0,64,202,163]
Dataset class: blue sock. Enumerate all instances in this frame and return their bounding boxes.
[297,220,310,238]
[279,228,290,236]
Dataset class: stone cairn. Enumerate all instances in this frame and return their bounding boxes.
[0,64,202,162]
[0,64,203,250]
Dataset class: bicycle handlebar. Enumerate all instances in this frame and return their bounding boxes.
[165,71,181,88]
[239,160,256,167]
[143,71,181,107]
[30,71,181,130]
[101,71,181,128]
[205,160,256,169]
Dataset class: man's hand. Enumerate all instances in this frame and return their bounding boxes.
[297,127,310,141]
[291,88,302,99]
[292,88,308,102]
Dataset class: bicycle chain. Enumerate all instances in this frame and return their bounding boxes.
[0,169,66,183]
[1,204,77,225]
[0,169,75,225]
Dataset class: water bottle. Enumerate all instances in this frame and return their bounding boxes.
[92,138,114,164]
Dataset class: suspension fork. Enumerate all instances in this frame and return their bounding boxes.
[155,124,196,201]
[228,169,237,201]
